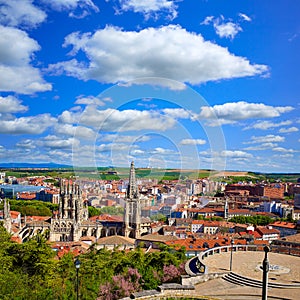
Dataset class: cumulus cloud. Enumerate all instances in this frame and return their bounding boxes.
[162,108,192,119]
[0,96,28,113]
[198,101,293,122]
[244,142,278,151]
[16,139,36,149]
[246,120,292,130]
[54,123,96,140]
[220,150,253,158]
[150,147,177,155]
[48,25,268,86]
[246,135,285,144]
[39,135,80,149]
[0,114,56,134]
[0,0,46,28]
[279,126,298,133]
[42,0,99,18]
[214,21,242,39]
[0,26,51,94]
[201,118,236,127]
[117,0,178,20]
[60,107,176,132]
[75,95,106,106]
[202,14,249,40]
[180,139,206,145]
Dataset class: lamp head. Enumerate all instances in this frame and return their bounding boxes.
[75,258,81,269]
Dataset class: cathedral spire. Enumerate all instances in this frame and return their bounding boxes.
[127,161,139,199]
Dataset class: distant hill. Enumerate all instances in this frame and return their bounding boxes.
[0,162,72,169]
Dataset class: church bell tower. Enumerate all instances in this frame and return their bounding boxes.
[124,161,141,238]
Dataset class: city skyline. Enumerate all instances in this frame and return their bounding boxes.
[0,0,299,173]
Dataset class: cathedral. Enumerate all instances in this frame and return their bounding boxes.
[4,161,144,243]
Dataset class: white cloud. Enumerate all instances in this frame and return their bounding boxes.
[279,126,298,133]
[0,96,28,113]
[54,123,96,140]
[162,108,191,119]
[49,25,268,86]
[75,95,106,106]
[59,110,81,124]
[0,26,52,94]
[151,147,176,155]
[0,0,46,28]
[43,0,99,18]
[201,16,214,25]
[40,135,80,149]
[246,135,285,144]
[220,150,253,158]
[0,114,56,134]
[202,118,236,127]
[214,21,242,39]
[180,139,206,145]
[130,149,145,155]
[16,139,36,149]
[61,107,176,132]
[272,147,296,153]
[117,0,178,20]
[239,13,251,22]
[202,15,247,40]
[247,120,292,130]
[244,142,278,150]
[198,101,293,121]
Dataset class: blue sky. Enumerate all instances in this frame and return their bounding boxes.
[0,0,299,173]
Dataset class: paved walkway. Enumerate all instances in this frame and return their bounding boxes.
[192,251,300,300]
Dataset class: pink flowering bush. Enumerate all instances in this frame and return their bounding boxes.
[162,264,181,283]
[98,268,142,300]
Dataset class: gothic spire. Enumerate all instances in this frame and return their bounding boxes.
[127,161,139,199]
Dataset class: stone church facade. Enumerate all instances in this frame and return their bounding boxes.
[49,179,90,242]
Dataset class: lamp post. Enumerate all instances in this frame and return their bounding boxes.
[262,246,270,300]
[75,258,81,300]
[230,239,234,272]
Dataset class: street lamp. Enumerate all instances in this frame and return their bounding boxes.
[262,246,270,300]
[75,258,81,300]
[230,239,234,272]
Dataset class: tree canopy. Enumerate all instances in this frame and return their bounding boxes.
[0,224,187,300]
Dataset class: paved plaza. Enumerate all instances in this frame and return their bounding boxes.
[193,251,300,300]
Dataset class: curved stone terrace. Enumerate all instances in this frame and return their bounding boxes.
[189,247,300,300]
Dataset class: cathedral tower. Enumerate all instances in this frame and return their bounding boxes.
[224,197,229,220]
[124,161,141,238]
